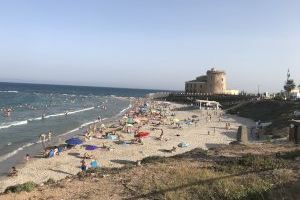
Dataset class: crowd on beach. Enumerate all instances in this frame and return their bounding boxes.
[8,98,230,177]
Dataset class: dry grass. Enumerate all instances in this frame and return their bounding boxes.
[1,143,300,200]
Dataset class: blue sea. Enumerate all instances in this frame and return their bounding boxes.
[0,82,161,175]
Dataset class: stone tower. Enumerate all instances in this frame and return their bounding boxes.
[206,68,226,94]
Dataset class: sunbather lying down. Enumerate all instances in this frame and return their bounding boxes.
[102,143,114,151]
[84,152,94,159]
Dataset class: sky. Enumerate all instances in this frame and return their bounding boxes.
[0,0,299,93]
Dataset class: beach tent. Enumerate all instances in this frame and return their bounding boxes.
[65,138,83,146]
[85,145,98,151]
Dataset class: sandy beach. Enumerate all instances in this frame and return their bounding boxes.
[0,101,255,193]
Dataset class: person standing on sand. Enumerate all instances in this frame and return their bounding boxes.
[81,159,88,172]
[48,131,52,142]
[158,129,164,140]
[25,154,31,162]
[40,133,46,149]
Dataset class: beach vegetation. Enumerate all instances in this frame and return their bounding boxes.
[228,100,300,138]
[4,181,37,193]
[141,155,168,164]
[277,149,300,160]
[45,178,56,185]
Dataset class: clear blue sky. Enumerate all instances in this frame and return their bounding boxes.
[0,0,299,92]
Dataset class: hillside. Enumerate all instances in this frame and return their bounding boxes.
[228,100,300,138]
[1,143,300,200]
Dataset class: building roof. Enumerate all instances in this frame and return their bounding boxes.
[186,80,206,83]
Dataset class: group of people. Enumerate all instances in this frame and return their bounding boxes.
[2,108,12,117]
[80,159,98,172]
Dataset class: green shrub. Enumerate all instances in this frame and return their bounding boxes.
[86,167,102,173]
[4,181,37,193]
[278,150,300,160]
[141,156,168,164]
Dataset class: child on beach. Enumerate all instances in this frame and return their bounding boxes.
[8,167,18,177]
[81,160,88,172]
[25,154,31,161]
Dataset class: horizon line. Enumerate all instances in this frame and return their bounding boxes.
[0,81,179,92]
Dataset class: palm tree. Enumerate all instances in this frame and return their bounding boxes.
[284,79,296,93]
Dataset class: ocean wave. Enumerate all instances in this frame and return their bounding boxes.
[67,107,95,115]
[28,107,95,122]
[0,90,18,93]
[0,120,28,130]
[117,104,132,116]
[0,142,34,162]
[60,118,108,136]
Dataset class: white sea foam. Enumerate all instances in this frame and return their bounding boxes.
[67,107,95,115]
[117,104,132,116]
[0,90,18,93]
[60,128,80,136]
[60,117,108,136]
[0,142,34,162]
[0,107,96,130]
[0,120,28,130]
[28,107,95,122]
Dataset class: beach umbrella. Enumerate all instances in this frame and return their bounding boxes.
[126,124,134,127]
[65,138,83,146]
[136,131,150,138]
[85,145,98,151]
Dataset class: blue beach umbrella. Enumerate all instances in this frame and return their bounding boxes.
[85,145,98,151]
[65,137,83,146]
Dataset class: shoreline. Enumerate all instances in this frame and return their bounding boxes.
[0,101,255,193]
[0,99,132,179]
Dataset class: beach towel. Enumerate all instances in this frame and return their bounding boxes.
[107,134,118,140]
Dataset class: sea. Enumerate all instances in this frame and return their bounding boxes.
[0,82,162,175]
